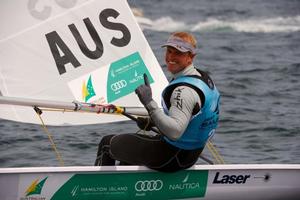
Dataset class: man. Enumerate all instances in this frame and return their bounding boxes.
[95,32,220,172]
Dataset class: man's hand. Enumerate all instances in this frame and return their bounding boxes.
[135,74,153,106]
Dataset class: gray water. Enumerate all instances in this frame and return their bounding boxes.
[1,0,300,167]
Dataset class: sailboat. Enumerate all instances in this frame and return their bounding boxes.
[0,0,299,199]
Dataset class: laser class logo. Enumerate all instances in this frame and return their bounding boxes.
[82,75,96,102]
[25,177,48,196]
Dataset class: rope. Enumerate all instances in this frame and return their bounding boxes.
[34,107,65,166]
[140,118,151,134]
[34,105,225,165]
[206,140,225,164]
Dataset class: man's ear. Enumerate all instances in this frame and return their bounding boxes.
[190,53,196,59]
[188,53,196,65]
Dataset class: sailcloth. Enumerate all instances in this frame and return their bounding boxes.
[0,0,168,125]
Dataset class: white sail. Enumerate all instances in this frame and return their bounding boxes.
[0,0,168,125]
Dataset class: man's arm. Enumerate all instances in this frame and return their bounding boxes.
[146,86,201,140]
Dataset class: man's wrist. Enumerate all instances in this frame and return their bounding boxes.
[145,100,157,113]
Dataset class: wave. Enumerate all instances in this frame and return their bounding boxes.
[136,15,300,33]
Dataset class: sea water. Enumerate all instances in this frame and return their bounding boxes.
[0,0,299,167]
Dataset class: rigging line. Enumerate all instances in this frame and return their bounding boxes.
[120,109,161,134]
[141,117,151,134]
[207,140,225,164]
[199,154,214,165]
[34,107,65,166]
[207,141,222,164]
[137,117,153,135]
[209,141,225,164]
[206,142,221,164]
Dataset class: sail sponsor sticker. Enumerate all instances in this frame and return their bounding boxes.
[68,51,153,104]
[107,51,154,102]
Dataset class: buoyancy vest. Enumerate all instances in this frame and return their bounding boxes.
[162,70,220,150]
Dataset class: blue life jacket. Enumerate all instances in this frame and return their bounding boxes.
[161,70,220,150]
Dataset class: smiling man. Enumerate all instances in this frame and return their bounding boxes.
[95,32,220,172]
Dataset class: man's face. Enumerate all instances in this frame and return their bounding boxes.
[165,47,194,74]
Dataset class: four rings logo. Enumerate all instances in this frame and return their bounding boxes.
[111,80,127,92]
[135,180,163,192]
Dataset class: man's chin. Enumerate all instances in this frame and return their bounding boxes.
[167,66,176,73]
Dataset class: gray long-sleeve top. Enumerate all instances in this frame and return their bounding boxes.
[146,65,202,141]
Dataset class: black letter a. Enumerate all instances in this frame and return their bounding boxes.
[45,31,81,75]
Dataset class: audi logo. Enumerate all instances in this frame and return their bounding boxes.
[135,180,163,192]
[110,80,127,91]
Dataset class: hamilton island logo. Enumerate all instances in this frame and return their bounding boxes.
[20,177,48,200]
[82,75,96,102]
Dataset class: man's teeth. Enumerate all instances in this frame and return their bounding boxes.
[169,61,177,64]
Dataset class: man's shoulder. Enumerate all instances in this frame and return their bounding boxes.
[171,85,200,101]
[180,65,201,77]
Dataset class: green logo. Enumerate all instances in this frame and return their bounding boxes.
[107,52,154,103]
[25,177,48,196]
[82,75,96,102]
[51,170,208,199]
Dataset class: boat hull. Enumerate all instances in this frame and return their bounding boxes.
[0,164,300,200]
